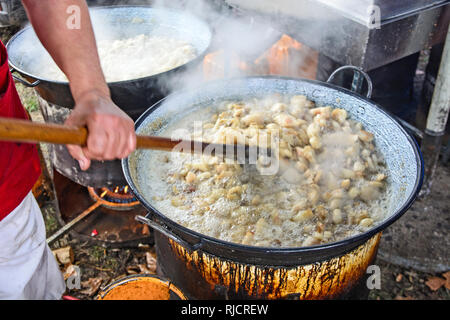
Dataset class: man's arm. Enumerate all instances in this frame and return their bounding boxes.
[21,0,136,170]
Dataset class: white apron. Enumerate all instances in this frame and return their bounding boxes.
[0,192,66,299]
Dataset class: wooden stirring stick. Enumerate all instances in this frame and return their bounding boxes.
[0,117,271,163]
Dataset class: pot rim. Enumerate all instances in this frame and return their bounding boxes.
[122,75,424,255]
[96,273,187,300]
[6,5,212,86]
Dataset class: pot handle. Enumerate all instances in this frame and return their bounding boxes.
[327,65,373,99]
[135,214,203,252]
[10,67,41,88]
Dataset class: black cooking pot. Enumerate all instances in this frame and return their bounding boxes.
[122,73,424,299]
[6,6,212,187]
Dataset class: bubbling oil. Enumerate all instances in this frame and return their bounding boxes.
[137,95,391,248]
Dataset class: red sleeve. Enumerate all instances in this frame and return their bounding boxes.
[0,40,41,221]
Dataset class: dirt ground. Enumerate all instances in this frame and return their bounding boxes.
[2,25,449,300]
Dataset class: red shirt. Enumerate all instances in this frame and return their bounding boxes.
[0,40,41,221]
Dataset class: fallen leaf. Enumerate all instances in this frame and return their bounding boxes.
[80,277,103,296]
[442,271,450,290]
[442,271,450,280]
[142,224,150,235]
[63,264,78,281]
[126,265,140,275]
[425,276,445,291]
[145,252,157,273]
[395,274,403,282]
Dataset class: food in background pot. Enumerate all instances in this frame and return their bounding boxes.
[140,94,390,248]
[44,34,196,82]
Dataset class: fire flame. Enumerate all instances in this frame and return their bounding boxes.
[203,34,318,80]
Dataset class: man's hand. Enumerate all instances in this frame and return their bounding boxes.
[22,1,137,170]
[64,89,136,171]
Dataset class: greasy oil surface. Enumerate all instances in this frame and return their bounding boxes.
[137,95,392,248]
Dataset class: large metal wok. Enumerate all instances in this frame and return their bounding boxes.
[122,74,424,299]
[6,6,212,188]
